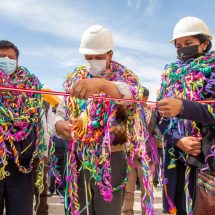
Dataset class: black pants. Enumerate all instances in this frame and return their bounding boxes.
[66,151,127,215]
[0,159,34,215]
[175,162,196,215]
[163,159,196,215]
[49,151,66,195]
[34,166,49,215]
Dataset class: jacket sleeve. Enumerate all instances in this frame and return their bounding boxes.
[180,100,215,126]
[156,114,184,147]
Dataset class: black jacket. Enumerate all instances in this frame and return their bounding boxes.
[180,100,215,171]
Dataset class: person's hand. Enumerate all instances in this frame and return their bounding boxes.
[176,136,202,156]
[71,78,105,99]
[157,98,183,117]
[72,113,85,138]
[55,120,74,140]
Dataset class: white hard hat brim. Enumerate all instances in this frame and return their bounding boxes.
[170,31,213,43]
[79,47,112,55]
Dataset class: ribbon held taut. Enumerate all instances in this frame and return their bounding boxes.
[0,86,214,105]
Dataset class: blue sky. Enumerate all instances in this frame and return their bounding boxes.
[0,0,214,100]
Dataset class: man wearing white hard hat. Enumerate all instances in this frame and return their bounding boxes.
[156,16,215,215]
[54,25,144,215]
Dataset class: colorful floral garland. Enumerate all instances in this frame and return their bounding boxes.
[0,66,46,193]
[63,61,153,215]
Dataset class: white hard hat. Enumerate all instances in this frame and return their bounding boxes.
[170,16,213,43]
[79,25,114,55]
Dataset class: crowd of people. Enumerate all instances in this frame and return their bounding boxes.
[0,15,214,215]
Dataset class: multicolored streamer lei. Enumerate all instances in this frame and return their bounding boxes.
[63,61,153,214]
[0,67,46,193]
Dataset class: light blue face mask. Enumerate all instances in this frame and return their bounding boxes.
[0,57,17,75]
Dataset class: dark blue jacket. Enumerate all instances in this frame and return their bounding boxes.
[180,100,215,171]
[157,70,215,212]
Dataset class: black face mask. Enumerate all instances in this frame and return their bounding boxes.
[177,45,200,62]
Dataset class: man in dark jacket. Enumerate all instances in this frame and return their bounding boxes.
[0,40,48,215]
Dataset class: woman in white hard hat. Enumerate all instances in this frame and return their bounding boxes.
[156,16,215,215]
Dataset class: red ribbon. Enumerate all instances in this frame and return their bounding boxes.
[0,86,214,106]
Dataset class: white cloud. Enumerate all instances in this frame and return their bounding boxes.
[0,0,92,41]
[127,0,158,17]
[22,45,82,68]
[114,33,173,58]
[0,0,169,58]
[144,0,158,17]
[127,0,142,10]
